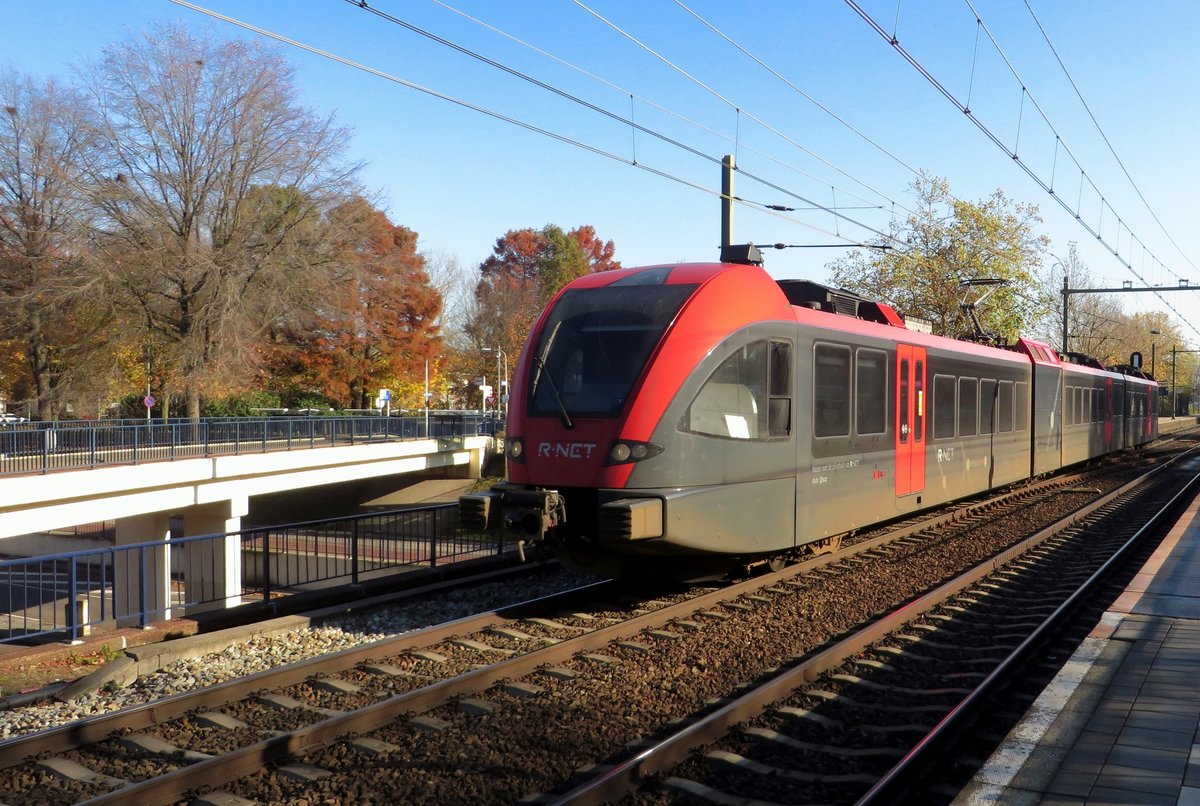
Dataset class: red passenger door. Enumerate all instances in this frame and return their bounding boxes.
[895,345,927,497]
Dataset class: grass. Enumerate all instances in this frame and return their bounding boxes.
[0,645,124,696]
[469,453,506,493]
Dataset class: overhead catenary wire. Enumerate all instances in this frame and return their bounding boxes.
[670,0,923,181]
[173,0,1181,345]
[1021,0,1198,276]
[177,0,1042,270]
[844,0,1200,345]
[964,0,1192,292]
[668,0,1045,265]
[960,0,1186,283]
[342,0,895,245]
[571,0,908,217]
[657,1,1073,287]
[167,0,872,249]
[428,0,901,217]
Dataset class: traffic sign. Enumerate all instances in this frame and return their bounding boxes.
[143,395,156,408]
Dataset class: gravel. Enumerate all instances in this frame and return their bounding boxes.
[0,568,596,742]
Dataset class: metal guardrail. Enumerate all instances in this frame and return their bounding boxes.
[0,413,502,477]
[0,504,504,644]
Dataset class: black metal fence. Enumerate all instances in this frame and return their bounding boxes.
[0,413,500,477]
[0,503,502,645]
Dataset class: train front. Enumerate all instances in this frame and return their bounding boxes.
[460,262,796,579]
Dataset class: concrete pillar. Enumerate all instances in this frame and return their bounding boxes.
[467,443,485,479]
[441,444,487,479]
[113,511,173,627]
[181,496,247,612]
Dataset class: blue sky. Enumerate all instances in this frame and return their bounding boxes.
[4,1,1198,339]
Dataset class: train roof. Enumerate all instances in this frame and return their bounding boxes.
[566,262,735,289]
[790,300,1033,364]
[560,262,1143,380]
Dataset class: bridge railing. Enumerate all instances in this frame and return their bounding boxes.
[0,413,501,477]
[0,503,505,645]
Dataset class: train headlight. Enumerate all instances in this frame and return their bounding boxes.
[507,437,525,463]
[606,440,664,465]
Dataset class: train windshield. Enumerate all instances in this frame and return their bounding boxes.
[529,284,696,419]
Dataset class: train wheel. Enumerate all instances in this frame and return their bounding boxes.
[807,535,843,556]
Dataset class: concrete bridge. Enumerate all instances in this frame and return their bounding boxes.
[0,434,495,621]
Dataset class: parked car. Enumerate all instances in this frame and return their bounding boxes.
[0,413,25,423]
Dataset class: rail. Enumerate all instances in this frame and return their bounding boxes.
[0,504,505,645]
[0,413,501,477]
[858,455,1200,803]
[548,451,1199,804]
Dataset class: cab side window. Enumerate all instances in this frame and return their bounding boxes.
[768,341,792,437]
[687,340,792,440]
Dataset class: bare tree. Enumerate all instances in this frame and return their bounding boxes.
[423,249,472,348]
[1039,243,1192,413]
[0,69,109,419]
[79,24,362,418]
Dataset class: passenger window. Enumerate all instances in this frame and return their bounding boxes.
[898,358,910,444]
[1015,382,1029,431]
[998,380,1013,432]
[980,379,997,435]
[856,349,887,436]
[933,375,956,439]
[814,344,851,438]
[958,378,978,437]
[687,341,768,439]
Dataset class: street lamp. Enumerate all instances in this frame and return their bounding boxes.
[482,347,509,422]
[1150,329,1161,379]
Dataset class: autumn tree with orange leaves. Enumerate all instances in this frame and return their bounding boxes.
[458,224,618,407]
[272,199,443,409]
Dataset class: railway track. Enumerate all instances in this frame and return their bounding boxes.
[0,438,1194,804]
[566,449,1200,804]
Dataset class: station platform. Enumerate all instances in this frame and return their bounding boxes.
[956,466,1200,805]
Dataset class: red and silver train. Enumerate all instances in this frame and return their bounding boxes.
[462,261,1158,580]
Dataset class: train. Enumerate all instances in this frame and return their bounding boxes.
[461,259,1158,581]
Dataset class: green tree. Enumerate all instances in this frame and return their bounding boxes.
[828,174,1049,343]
